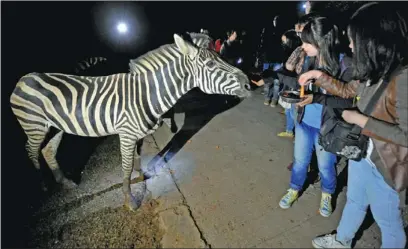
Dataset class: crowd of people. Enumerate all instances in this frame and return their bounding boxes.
[200,2,408,248]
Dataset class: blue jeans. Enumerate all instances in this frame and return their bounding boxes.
[336,159,406,248]
[290,122,337,194]
[285,106,295,133]
[264,79,280,101]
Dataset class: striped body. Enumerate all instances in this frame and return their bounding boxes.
[11,72,173,139]
[11,34,249,210]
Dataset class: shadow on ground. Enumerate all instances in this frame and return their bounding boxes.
[145,89,242,173]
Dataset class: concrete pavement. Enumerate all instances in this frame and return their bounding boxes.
[31,88,382,248]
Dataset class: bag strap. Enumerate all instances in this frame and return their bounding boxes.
[350,77,390,134]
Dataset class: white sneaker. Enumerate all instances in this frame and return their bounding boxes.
[312,234,352,248]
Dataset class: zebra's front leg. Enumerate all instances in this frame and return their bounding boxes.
[131,138,145,183]
[41,130,77,189]
[119,134,144,211]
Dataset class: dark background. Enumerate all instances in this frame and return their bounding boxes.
[2,1,407,248]
[1,2,300,247]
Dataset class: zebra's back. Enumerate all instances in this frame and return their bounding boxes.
[10,72,131,137]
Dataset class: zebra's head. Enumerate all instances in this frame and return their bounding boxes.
[174,34,250,99]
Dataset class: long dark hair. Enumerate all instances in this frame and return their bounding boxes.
[301,16,341,77]
[347,2,408,82]
[282,29,302,51]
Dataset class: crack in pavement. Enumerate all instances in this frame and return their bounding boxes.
[150,133,212,248]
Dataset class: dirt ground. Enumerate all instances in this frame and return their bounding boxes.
[32,200,164,249]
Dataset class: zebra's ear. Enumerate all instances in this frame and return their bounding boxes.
[174,34,198,59]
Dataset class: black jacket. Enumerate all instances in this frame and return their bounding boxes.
[311,56,354,126]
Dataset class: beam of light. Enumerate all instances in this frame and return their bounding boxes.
[117,22,128,34]
[302,3,307,9]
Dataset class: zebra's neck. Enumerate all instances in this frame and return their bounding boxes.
[129,44,197,117]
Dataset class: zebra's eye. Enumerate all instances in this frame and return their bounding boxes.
[206,60,216,67]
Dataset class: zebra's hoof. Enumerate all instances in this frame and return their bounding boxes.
[125,194,143,212]
[170,124,178,133]
[143,171,155,180]
[61,178,78,190]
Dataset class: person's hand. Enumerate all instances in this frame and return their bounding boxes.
[342,110,369,128]
[251,79,265,86]
[296,94,313,107]
[298,70,323,86]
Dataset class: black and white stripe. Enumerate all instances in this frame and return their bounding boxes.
[187,32,213,50]
[10,34,249,210]
[74,57,107,74]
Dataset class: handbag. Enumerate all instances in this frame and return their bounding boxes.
[318,78,389,161]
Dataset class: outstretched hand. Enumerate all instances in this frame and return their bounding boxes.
[251,79,265,86]
[298,70,323,86]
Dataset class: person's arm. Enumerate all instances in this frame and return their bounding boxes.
[299,70,359,98]
[285,46,303,72]
[220,40,231,56]
[312,65,355,108]
[360,71,408,146]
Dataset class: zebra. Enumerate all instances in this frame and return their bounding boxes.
[10,34,250,211]
[135,32,215,132]
[187,32,214,50]
[74,57,108,74]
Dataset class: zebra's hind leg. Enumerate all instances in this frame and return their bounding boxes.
[41,130,77,190]
[24,126,49,191]
[119,134,144,211]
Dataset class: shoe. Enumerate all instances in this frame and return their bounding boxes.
[279,189,298,209]
[319,193,333,217]
[312,234,351,248]
[277,131,294,138]
[264,100,271,105]
[270,99,278,107]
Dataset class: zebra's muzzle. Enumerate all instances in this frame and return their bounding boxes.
[233,73,251,98]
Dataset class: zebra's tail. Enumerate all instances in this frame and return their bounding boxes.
[74,57,107,74]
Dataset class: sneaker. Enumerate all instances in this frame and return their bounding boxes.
[279,189,298,209]
[277,131,294,138]
[319,193,333,217]
[264,100,271,105]
[312,234,351,248]
[270,99,278,107]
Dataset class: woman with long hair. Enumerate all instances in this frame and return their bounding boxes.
[298,3,408,248]
[278,16,354,218]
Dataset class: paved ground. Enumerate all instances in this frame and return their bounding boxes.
[31,88,383,248]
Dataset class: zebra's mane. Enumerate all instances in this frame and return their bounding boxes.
[187,32,211,41]
[129,43,184,73]
[187,32,212,48]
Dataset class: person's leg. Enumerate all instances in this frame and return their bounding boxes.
[312,159,369,248]
[368,162,406,248]
[263,82,272,104]
[286,107,295,133]
[312,127,337,217]
[270,79,280,107]
[279,122,314,209]
[278,104,295,138]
